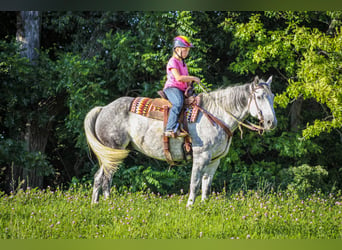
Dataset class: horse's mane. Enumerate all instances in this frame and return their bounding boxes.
[201,83,251,116]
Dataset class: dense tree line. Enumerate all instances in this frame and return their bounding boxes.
[0,11,341,195]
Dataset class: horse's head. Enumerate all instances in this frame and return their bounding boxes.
[248,76,277,131]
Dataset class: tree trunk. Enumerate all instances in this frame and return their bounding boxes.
[290,96,303,132]
[15,11,44,189]
[16,11,41,61]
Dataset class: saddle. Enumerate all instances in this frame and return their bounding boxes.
[129,95,200,124]
[129,87,200,164]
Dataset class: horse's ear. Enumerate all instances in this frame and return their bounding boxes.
[266,76,273,87]
[253,76,259,87]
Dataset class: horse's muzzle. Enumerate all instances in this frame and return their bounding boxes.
[264,117,277,130]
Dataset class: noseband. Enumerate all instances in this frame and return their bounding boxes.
[247,83,269,129]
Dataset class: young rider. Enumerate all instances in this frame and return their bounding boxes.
[163,35,201,137]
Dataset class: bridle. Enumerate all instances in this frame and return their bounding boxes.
[197,81,270,138]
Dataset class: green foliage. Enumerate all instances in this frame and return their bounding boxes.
[221,11,342,139]
[0,40,57,187]
[280,164,329,195]
[112,165,178,194]
[55,53,108,148]
[215,127,325,193]
[267,132,322,162]
[0,139,54,178]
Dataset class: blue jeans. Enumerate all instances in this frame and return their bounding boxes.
[164,87,184,132]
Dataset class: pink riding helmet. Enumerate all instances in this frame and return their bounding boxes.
[173,36,194,48]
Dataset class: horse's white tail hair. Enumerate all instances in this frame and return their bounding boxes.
[84,107,129,174]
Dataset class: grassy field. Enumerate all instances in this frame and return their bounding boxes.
[0,185,341,239]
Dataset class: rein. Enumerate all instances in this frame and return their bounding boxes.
[196,82,266,138]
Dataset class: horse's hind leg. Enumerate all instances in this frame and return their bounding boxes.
[92,167,104,204]
[102,168,115,200]
[91,166,115,203]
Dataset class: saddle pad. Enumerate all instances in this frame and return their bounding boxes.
[129,97,199,123]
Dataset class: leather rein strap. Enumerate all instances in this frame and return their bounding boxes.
[195,105,233,137]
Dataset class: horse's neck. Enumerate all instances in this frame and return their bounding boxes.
[201,84,251,130]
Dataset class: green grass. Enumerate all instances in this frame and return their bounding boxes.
[0,186,341,239]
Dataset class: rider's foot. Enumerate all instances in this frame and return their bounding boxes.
[164,130,188,138]
[164,130,174,137]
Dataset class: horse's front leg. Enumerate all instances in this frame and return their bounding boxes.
[186,151,211,208]
[201,160,220,201]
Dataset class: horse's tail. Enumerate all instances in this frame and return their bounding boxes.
[84,106,129,174]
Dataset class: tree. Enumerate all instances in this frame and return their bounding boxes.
[221,11,342,140]
[15,11,47,188]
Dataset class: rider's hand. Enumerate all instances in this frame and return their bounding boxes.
[192,77,201,84]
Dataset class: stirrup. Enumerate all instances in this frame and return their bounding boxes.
[176,130,188,137]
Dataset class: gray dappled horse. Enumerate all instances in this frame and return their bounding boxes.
[84,76,277,207]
